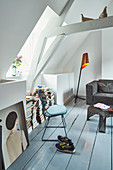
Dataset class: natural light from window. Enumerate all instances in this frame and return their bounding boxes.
[6,6,58,78]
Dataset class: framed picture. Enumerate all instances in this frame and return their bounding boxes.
[0,123,2,170]
[0,101,29,169]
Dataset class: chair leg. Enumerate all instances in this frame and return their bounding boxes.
[42,117,50,141]
[61,115,67,137]
[42,115,67,141]
[42,117,58,141]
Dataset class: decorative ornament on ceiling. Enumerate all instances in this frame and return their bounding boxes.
[81,6,108,22]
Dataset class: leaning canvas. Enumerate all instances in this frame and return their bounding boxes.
[0,101,29,169]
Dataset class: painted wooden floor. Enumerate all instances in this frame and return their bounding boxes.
[7,99,113,170]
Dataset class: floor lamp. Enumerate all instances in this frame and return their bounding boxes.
[75,53,89,103]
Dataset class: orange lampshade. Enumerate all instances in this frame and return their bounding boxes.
[81,53,89,69]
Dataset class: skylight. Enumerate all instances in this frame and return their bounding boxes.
[6,6,58,78]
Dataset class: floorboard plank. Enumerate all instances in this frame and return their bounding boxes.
[66,115,99,170]
[89,118,111,170]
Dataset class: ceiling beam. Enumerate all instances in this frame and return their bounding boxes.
[29,0,74,93]
[47,16,113,37]
[30,35,64,92]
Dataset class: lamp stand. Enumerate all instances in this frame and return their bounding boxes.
[75,53,89,103]
[75,67,85,103]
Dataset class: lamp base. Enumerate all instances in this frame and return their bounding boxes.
[75,96,86,103]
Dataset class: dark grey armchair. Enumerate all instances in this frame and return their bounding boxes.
[86,79,113,105]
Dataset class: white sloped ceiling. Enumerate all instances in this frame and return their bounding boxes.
[1,0,113,81]
[0,0,68,79]
[43,32,90,74]
[42,0,113,74]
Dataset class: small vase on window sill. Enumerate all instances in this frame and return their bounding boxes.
[11,55,23,77]
[12,66,17,76]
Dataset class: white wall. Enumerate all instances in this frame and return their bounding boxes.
[43,32,90,74]
[102,2,113,79]
[102,28,113,79]
[43,31,102,97]
[27,71,42,95]
[42,74,57,103]
[0,80,26,111]
[108,1,113,16]
[57,73,74,104]
[42,73,74,105]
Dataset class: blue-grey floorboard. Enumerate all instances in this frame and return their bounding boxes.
[89,118,111,170]
[66,115,99,170]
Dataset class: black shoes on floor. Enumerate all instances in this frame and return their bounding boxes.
[55,135,75,154]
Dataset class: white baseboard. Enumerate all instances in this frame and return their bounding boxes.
[64,94,74,105]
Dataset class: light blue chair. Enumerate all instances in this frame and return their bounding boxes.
[42,105,67,141]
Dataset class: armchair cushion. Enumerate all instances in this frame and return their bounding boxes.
[94,93,113,105]
[98,82,113,93]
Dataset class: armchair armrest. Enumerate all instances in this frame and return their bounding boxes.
[86,80,98,105]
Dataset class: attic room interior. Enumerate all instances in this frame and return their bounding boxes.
[1,0,113,169]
